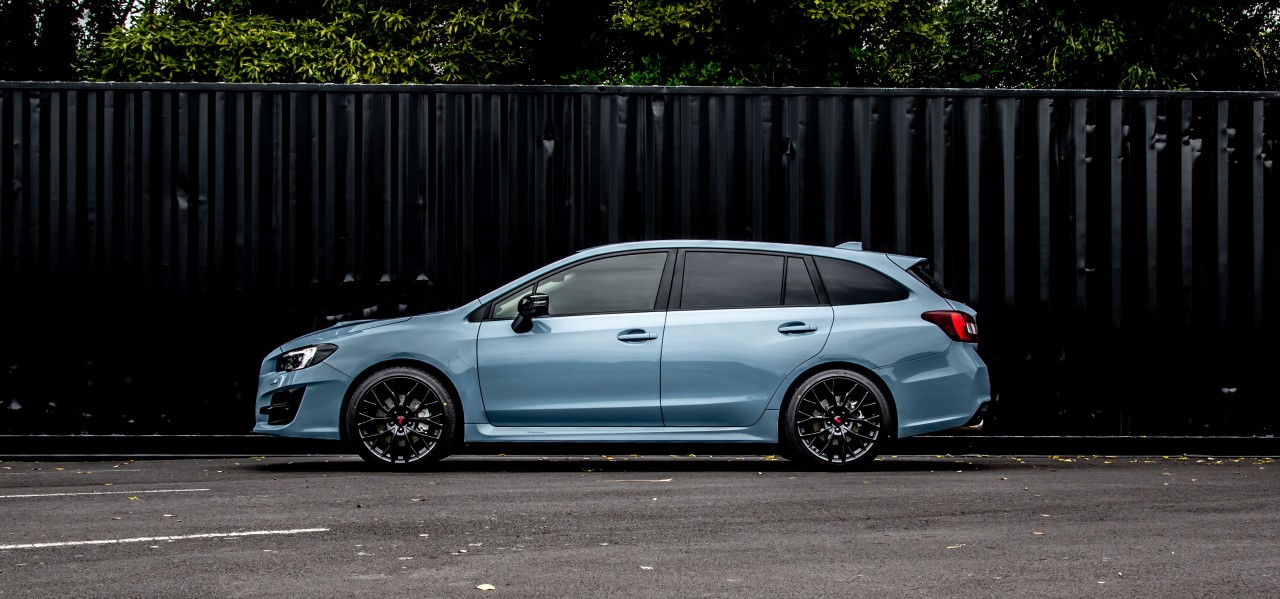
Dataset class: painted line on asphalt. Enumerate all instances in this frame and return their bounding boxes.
[0,528,331,550]
[3,469,144,475]
[0,488,211,499]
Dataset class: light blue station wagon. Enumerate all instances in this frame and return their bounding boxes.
[254,240,991,469]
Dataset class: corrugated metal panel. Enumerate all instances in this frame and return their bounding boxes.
[0,83,1275,435]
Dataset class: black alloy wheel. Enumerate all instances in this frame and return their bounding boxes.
[783,369,891,469]
[344,366,457,469]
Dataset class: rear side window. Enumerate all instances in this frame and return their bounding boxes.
[906,261,957,301]
[814,257,908,305]
[784,257,819,305]
[681,252,784,309]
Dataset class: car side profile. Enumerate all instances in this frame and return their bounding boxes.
[254,240,991,469]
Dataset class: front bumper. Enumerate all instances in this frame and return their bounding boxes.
[252,361,352,440]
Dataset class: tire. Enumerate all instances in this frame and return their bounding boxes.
[782,369,892,470]
[343,366,458,470]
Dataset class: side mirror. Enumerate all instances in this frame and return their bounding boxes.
[511,293,549,333]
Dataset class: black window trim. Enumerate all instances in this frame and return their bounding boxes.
[671,249,827,312]
[478,249,677,321]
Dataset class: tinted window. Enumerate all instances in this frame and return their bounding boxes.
[681,252,784,309]
[784,257,819,305]
[492,286,532,319]
[907,261,957,301]
[534,252,667,316]
[814,257,908,305]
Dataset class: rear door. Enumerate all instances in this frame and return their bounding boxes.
[660,251,833,427]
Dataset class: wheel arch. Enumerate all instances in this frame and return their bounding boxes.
[338,358,466,443]
[776,361,899,442]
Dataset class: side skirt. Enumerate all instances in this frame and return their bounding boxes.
[463,410,780,444]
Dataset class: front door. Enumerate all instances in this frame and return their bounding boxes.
[477,251,673,427]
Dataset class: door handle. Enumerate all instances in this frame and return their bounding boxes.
[617,329,658,343]
[777,322,818,335]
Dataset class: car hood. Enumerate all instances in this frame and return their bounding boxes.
[279,316,412,352]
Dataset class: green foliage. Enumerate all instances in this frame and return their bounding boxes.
[572,0,948,86]
[95,0,536,83]
[6,0,1280,89]
[929,0,1280,90]
[1034,2,1280,90]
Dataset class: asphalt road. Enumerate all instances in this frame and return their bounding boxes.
[0,454,1276,598]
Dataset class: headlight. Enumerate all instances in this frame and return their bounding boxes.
[276,344,338,372]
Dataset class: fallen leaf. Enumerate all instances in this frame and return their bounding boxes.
[128,496,139,501]
[763,455,778,461]
[946,544,965,549]
[410,498,426,502]
[476,584,496,591]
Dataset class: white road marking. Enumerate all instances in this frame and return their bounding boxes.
[2,469,144,475]
[0,488,210,499]
[0,528,330,550]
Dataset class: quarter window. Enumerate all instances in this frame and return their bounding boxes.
[784,257,819,305]
[532,252,668,316]
[814,256,908,305]
[680,252,785,309]
[492,286,532,319]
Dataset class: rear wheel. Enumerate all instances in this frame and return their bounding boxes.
[343,366,457,469]
[782,369,891,470]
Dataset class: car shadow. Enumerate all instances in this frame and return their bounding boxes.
[252,454,1008,474]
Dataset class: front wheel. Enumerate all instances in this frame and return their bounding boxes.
[344,366,457,469]
[782,369,892,470]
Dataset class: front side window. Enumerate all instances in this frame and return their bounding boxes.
[814,256,908,305]
[532,252,668,316]
[680,252,785,309]
[492,286,532,319]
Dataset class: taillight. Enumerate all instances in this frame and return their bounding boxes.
[921,311,979,343]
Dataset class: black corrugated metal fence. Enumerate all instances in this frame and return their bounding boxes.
[1,83,1275,435]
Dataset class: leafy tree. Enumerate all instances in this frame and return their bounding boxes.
[564,0,948,86]
[929,0,1280,90]
[6,0,1280,90]
[1,0,134,80]
[95,0,537,83]
[1035,1,1280,89]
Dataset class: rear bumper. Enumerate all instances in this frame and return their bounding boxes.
[877,342,992,438]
